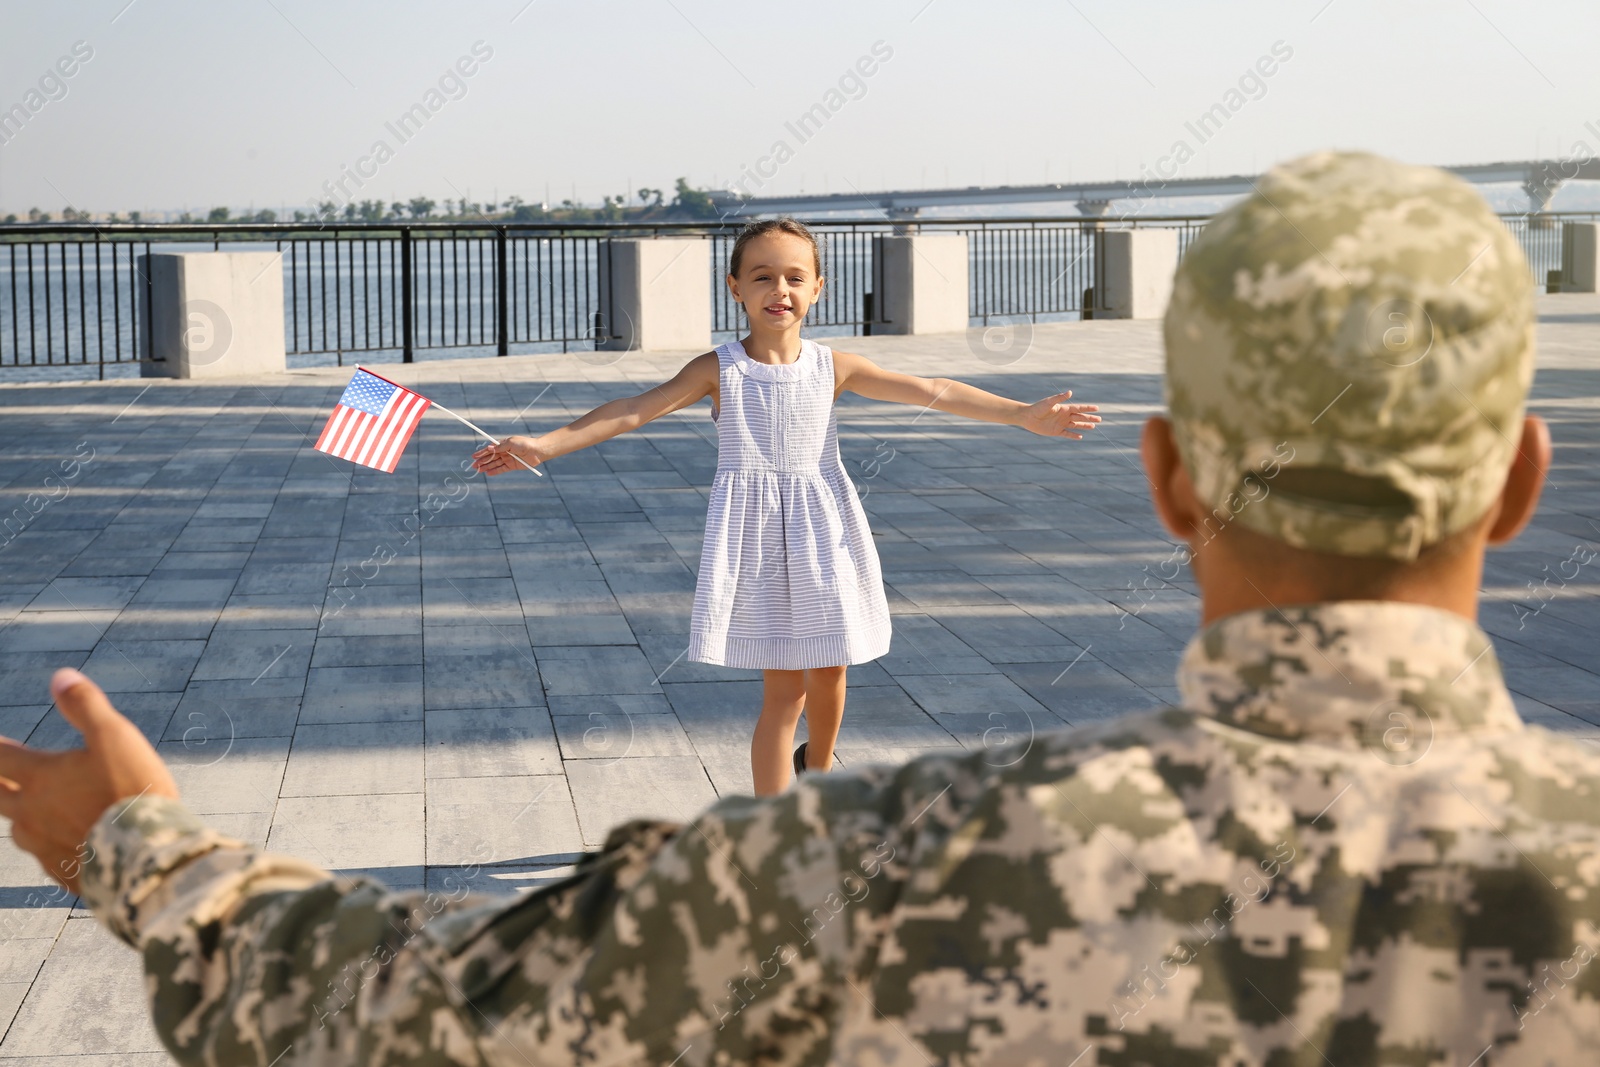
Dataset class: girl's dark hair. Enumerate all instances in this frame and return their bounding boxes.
[728,217,822,278]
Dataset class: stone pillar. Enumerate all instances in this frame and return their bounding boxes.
[139,252,286,378]
[1098,229,1179,320]
[877,233,969,335]
[1561,222,1599,292]
[597,237,711,351]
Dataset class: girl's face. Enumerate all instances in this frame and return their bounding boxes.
[726,232,824,331]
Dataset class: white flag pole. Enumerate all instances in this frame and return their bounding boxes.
[428,400,545,477]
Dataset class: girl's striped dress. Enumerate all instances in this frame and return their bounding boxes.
[686,338,892,670]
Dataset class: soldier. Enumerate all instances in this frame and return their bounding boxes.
[1,150,1591,1066]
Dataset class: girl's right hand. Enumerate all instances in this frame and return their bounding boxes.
[472,435,544,476]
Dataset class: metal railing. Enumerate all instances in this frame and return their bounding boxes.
[1,211,1593,373]
[1498,211,1600,289]
[914,216,1211,324]
[3,237,152,372]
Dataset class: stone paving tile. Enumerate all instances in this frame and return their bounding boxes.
[633,634,736,684]
[553,707,695,760]
[422,623,521,658]
[316,592,424,636]
[515,578,622,617]
[836,684,944,726]
[695,743,758,797]
[25,575,145,613]
[0,917,166,1057]
[528,613,638,646]
[932,604,1085,660]
[997,657,1168,723]
[504,544,604,586]
[0,610,119,652]
[311,633,424,668]
[150,548,251,579]
[190,628,314,683]
[0,934,50,991]
[207,811,275,850]
[564,757,719,847]
[936,708,1071,751]
[0,586,43,624]
[425,576,523,625]
[875,614,995,677]
[659,676,770,716]
[103,603,223,642]
[496,518,586,543]
[0,706,49,742]
[0,837,75,941]
[172,518,266,549]
[234,560,332,596]
[248,536,338,565]
[213,592,326,631]
[77,638,204,694]
[269,794,425,886]
[158,736,289,814]
[886,570,1011,609]
[896,672,1051,719]
[835,718,962,751]
[166,677,302,740]
[299,664,424,724]
[425,652,544,710]
[27,692,180,750]
[281,722,425,796]
[1090,648,1187,688]
[424,707,560,778]
[547,691,673,717]
[426,774,584,867]
[536,644,663,696]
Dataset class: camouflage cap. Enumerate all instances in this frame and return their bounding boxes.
[1163,150,1536,560]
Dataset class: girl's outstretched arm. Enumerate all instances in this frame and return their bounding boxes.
[834,350,1102,439]
[472,352,718,475]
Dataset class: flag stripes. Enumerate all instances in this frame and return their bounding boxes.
[313,368,432,473]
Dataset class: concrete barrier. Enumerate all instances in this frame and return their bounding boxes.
[598,238,712,351]
[1099,229,1179,320]
[139,252,286,378]
[1562,222,1599,293]
[877,233,969,335]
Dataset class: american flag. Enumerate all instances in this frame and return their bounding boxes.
[314,368,432,473]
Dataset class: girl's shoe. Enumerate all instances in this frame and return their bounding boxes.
[793,742,809,777]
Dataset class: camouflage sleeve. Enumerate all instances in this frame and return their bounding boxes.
[81,793,512,1064]
[80,764,919,1065]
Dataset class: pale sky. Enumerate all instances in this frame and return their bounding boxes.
[3,0,1599,217]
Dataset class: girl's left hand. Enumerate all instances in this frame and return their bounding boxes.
[1020,391,1101,439]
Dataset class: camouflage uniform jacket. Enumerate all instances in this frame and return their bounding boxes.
[82,601,1600,1066]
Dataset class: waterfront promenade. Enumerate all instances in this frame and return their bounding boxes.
[0,300,1597,1060]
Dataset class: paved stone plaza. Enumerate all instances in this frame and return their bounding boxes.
[0,299,1597,1061]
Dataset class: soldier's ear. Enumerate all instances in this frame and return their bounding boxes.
[1141,417,1203,542]
[1485,415,1551,546]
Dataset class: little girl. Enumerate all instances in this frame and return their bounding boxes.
[472,218,1099,795]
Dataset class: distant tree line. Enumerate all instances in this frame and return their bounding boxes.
[0,178,723,226]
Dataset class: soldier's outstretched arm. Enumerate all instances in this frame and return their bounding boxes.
[7,669,921,1065]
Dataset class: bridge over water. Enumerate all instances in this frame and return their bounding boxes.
[711,157,1600,219]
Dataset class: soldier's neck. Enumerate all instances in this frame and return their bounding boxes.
[1189,526,1490,627]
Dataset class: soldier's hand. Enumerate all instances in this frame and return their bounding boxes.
[0,668,179,895]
